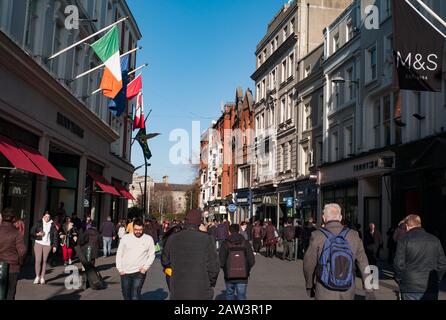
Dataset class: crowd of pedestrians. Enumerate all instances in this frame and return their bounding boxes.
[1,202,445,301]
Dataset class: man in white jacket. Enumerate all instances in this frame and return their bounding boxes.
[116,218,156,300]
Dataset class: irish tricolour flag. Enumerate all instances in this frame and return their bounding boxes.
[91,26,122,99]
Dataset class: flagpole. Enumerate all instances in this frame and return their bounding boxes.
[90,64,147,95]
[48,17,129,60]
[415,0,446,29]
[128,64,149,76]
[131,109,152,146]
[74,47,142,80]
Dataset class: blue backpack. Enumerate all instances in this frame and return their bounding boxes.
[318,227,354,291]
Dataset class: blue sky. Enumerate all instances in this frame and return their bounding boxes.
[128,0,286,184]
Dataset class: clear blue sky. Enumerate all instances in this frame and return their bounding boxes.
[128,0,286,184]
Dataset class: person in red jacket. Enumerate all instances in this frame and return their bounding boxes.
[0,208,27,300]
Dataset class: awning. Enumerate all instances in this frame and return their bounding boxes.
[113,182,135,200]
[0,135,66,181]
[87,171,120,196]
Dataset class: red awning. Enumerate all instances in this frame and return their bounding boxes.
[0,135,65,181]
[16,142,66,181]
[113,182,135,200]
[88,171,121,196]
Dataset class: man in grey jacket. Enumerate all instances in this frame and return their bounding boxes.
[303,203,375,300]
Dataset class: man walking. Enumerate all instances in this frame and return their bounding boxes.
[251,221,263,255]
[116,218,156,300]
[161,209,220,300]
[394,214,446,300]
[100,216,116,257]
[0,208,27,300]
[282,219,295,261]
[219,224,255,300]
[303,203,375,300]
[364,222,383,266]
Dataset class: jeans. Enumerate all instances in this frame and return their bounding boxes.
[103,237,112,257]
[121,272,146,300]
[401,292,438,300]
[225,282,247,300]
[2,272,18,300]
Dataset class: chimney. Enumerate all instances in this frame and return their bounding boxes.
[162,176,169,186]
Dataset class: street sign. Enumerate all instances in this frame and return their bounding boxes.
[228,204,237,213]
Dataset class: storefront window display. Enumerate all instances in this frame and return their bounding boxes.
[323,186,358,224]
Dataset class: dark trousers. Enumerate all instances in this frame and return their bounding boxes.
[253,238,262,253]
[283,240,294,260]
[5,273,18,300]
[121,272,146,300]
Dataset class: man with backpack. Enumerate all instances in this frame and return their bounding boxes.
[303,203,375,300]
[282,219,295,261]
[219,224,255,300]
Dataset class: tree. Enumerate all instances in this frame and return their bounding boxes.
[185,165,201,213]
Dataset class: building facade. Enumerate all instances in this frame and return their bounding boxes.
[0,0,140,246]
[251,0,353,227]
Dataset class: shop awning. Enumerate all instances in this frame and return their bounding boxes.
[16,142,66,181]
[113,182,135,200]
[0,135,66,181]
[87,171,120,196]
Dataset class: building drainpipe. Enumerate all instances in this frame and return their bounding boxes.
[307,3,310,54]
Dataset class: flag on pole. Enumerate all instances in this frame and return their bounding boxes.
[136,127,152,160]
[133,91,145,130]
[127,74,142,100]
[392,0,445,92]
[91,26,122,99]
[108,55,129,116]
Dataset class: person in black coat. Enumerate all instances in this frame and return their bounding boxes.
[79,221,102,266]
[219,224,255,300]
[161,209,220,300]
[394,215,446,300]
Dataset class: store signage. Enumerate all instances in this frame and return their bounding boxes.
[286,197,294,208]
[219,206,227,214]
[237,198,248,204]
[353,157,394,172]
[57,113,84,138]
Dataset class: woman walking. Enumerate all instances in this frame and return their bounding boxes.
[30,211,59,284]
[60,217,78,266]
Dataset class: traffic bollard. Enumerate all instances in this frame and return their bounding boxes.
[0,262,9,300]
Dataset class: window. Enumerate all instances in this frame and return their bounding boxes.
[258,54,262,67]
[367,46,377,81]
[263,48,267,61]
[270,69,276,90]
[318,94,324,126]
[261,79,266,100]
[270,41,275,54]
[287,93,293,120]
[256,83,261,102]
[373,99,381,148]
[394,92,402,144]
[280,145,284,172]
[291,18,295,34]
[333,33,340,53]
[275,36,279,50]
[304,104,311,131]
[381,0,391,21]
[10,0,28,45]
[346,21,354,42]
[25,0,38,50]
[255,116,259,134]
[283,25,288,41]
[261,114,265,130]
[287,142,292,171]
[332,82,340,110]
[280,98,286,123]
[318,141,323,165]
[305,65,311,78]
[346,68,354,101]
[281,60,287,83]
[330,132,339,162]
[288,53,294,79]
[383,95,391,146]
[344,126,353,157]
[303,147,309,174]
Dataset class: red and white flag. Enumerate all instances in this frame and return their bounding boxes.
[133,91,145,130]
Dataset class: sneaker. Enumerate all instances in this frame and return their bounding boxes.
[68,259,72,265]
[33,277,40,284]
[40,277,45,285]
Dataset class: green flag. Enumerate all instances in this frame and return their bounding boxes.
[136,128,152,160]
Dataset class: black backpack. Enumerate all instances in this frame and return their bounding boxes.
[225,241,248,280]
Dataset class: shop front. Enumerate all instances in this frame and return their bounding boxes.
[295,180,318,224]
[235,188,251,223]
[319,151,394,239]
[391,135,446,249]
[278,183,294,224]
